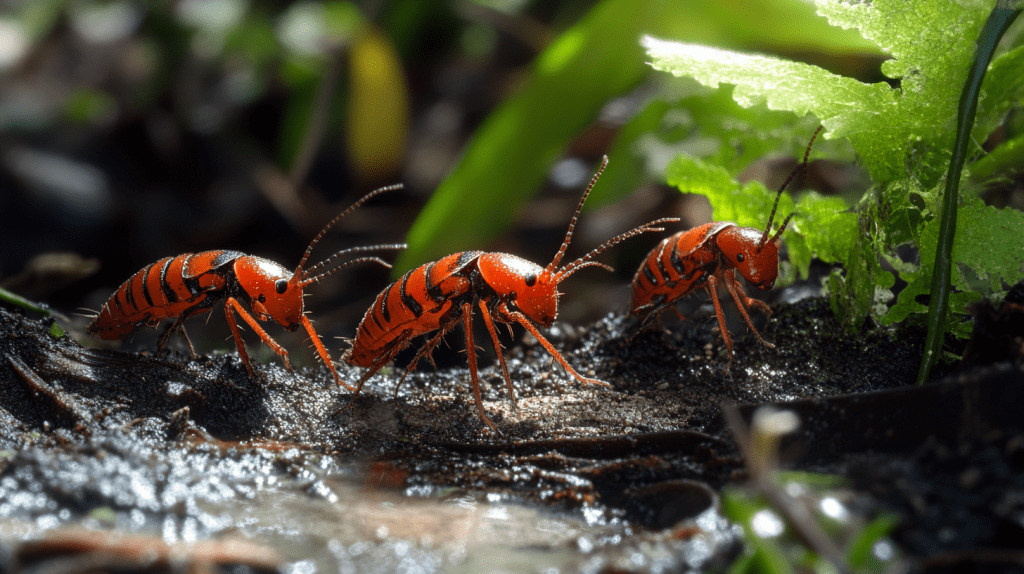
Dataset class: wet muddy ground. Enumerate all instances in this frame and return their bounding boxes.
[1,289,1022,573]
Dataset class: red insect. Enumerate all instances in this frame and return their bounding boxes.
[87,186,405,387]
[630,127,822,369]
[341,157,677,433]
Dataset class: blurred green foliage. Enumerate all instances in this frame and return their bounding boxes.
[396,0,879,271]
[0,0,407,186]
[722,478,900,574]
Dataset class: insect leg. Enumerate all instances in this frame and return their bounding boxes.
[723,270,775,349]
[478,300,518,414]
[156,320,177,357]
[156,319,198,359]
[223,299,257,379]
[178,324,197,357]
[669,306,689,323]
[633,295,670,331]
[727,270,773,317]
[226,297,293,377]
[461,302,502,435]
[507,311,611,389]
[705,274,735,371]
[339,348,396,414]
[394,326,450,400]
[298,315,355,390]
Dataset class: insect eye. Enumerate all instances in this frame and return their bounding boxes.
[524,273,537,287]
[736,253,745,263]
[258,294,267,303]
[275,279,288,294]
[509,291,517,301]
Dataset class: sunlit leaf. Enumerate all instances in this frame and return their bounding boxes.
[885,195,1024,326]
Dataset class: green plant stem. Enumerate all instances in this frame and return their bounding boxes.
[917,2,1021,385]
[0,286,53,316]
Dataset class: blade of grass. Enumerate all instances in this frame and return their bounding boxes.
[918,1,1021,385]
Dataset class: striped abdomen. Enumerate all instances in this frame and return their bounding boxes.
[347,251,482,367]
[629,222,730,315]
[88,250,243,340]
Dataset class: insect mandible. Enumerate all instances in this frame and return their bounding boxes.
[341,157,677,432]
[629,127,822,370]
[87,185,406,387]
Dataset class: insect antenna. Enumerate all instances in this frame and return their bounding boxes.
[293,183,404,278]
[301,254,402,287]
[74,307,101,319]
[554,217,679,283]
[758,126,823,251]
[300,243,407,284]
[545,156,609,274]
[767,212,798,247]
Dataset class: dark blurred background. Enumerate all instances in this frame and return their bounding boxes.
[0,0,885,367]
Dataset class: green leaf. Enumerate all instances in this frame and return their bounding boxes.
[277,56,332,171]
[346,26,410,183]
[665,155,758,222]
[975,44,1024,140]
[817,0,989,187]
[642,35,899,183]
[397,0,683,272]
[828,234,891,331]
[953,197,1024,293]
[645,0,993,187]
[885,196,1024,327]
[791,192,858,272]
[598,90,855,207]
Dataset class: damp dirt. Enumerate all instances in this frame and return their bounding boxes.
[0,288,1021,573]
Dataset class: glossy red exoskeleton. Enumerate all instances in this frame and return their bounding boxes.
[87,186,405,387]
[342,157,677,432]
[629,127,822,369]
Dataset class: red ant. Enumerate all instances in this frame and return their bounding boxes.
[629,127,822,370]
[87,186,405,387]
[341,157,677,433]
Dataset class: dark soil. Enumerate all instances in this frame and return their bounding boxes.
[1,291,1022,573]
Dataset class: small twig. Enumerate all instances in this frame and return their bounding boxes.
[7,353,88,428]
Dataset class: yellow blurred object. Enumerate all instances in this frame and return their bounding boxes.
[346,26,409,185]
